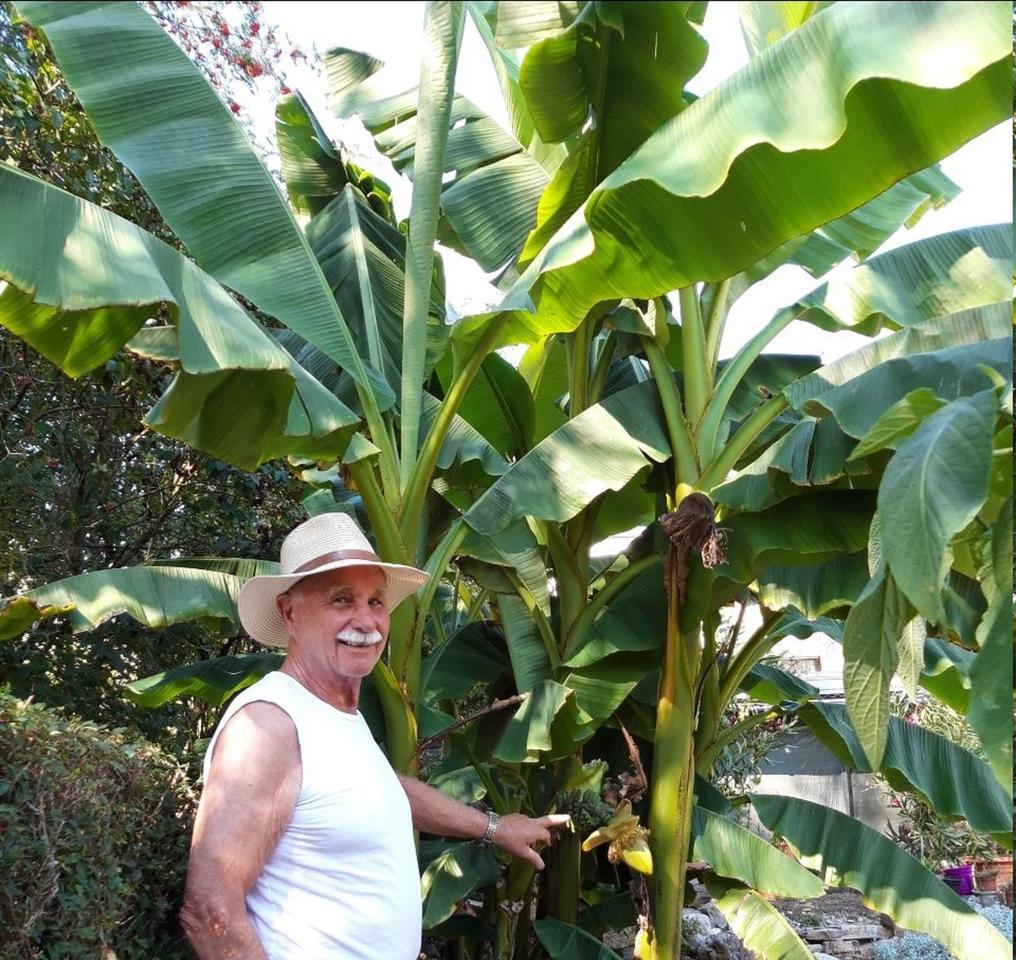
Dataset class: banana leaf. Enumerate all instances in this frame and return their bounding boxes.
[464,380,670,536]
[324,47,547,272]
[16,1,378,393]
[795,224,1012,335]
[798,701,1011,841]
[752,794,1011,960]
[0,565,244,639]
[691,806,824,898]
[502,1,1011,338]
[878,390,998,625]
[711,884,815,960]
[125,652,283,707]
[0,166,358,470]
[534,917,624,960]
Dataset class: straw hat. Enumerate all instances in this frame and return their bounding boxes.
[237,513,430,647]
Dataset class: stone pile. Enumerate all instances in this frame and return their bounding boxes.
[795,921,893,959]
[596,888,901,960]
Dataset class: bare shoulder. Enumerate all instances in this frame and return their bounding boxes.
[208,700,300,785]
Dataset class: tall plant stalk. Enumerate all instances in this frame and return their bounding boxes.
[648,537,699,960]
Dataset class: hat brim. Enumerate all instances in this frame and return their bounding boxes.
[237,559,430,648]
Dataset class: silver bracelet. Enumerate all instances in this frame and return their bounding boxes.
[482,810,501,845]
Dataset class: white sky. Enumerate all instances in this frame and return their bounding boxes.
[262,0,1012,364]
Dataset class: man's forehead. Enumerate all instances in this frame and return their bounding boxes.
[300,565,388,594]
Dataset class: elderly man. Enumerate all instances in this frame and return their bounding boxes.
[181,513,569,959]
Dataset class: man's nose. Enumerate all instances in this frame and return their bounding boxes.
[349,602,379,628]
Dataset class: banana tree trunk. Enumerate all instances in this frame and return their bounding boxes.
[384,602,420,774]
[371,652,418,777]
[648,546,700,960]
[544,821,582,925]
[539,523,589,926]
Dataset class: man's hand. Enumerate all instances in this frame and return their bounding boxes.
[397,775,571,869]
[491,813,572,870]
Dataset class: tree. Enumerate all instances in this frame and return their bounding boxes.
[0,0,308,748]
[0,3,1010,959]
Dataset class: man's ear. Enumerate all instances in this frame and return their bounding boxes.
[276,591,293,627]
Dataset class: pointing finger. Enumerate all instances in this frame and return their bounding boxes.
[542,814,572,829]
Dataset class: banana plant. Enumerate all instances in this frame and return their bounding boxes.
[0,0,514,776]
[315,6,1007,942]
[452,4,1008,957]
[1,2,1012,959]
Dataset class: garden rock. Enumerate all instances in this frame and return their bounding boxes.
[701,900,730,929]
[680,909,754,960]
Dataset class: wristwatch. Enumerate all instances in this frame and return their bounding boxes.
[482,810,502,845]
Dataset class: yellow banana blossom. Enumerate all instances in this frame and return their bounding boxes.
[634,927,657,959]
[580,800,654,875]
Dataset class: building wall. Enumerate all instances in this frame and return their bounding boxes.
[751,728,902,835]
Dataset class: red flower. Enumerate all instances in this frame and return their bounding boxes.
[212,37,221,49]
[249,20,260,35]
[219,22,230,37]
[229,100,241,114]
[248,62,263,78]
[280,85,291,95]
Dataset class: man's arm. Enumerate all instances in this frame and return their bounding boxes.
[181,702,301,959]
[396,774,570,870]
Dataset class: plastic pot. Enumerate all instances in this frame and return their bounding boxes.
[940,864,974,896]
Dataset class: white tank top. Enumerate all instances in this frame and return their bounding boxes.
[203,671,421,960]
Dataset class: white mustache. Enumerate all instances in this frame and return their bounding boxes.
[335,628,384,647]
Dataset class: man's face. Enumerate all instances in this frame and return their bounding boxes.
[276,565,390,682]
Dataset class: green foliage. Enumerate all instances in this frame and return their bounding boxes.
[0,335,305,748]
[1,3,1012,958]
[0,1,172,239]
[534,916,625,960]
[692,806,825,898]
[711,886,814,960]
[753,794,1011,960]
[711,703,792,802]
[0,691,197,959]
[0,0,307,750]
[420,840,498,929]
[880,692,1009,869]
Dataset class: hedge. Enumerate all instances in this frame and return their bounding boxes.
[0,691,197,958]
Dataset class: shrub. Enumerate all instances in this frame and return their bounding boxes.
[0,690,197,959]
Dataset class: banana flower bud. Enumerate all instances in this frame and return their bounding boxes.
[580,800,653,875]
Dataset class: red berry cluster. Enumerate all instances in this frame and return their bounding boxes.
[142,0,313,122]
